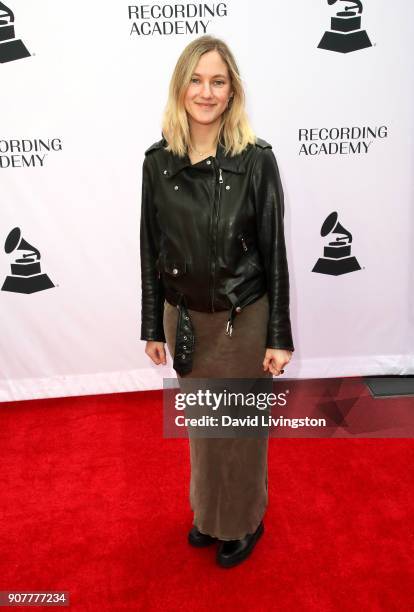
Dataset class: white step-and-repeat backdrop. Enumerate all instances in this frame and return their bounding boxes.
[1,1,413,400]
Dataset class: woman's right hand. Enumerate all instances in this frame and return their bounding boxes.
[145,341,167,366]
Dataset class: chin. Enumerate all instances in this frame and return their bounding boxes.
[189,111,224,125]
[195,114,218,123]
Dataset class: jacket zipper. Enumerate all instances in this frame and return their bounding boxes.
[210,166,223,312]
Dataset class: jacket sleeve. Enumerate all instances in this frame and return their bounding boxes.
[140,155,166,342]
[252,147,295,351]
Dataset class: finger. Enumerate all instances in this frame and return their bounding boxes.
[158,346,167,365]
[147,348,161,365]
[154,347,163,365]
[269,360,282,376]
[152,351,161,365]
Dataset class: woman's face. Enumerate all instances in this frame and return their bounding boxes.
[184,50,233,128]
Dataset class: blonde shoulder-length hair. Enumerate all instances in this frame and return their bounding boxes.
[161,35,256,157]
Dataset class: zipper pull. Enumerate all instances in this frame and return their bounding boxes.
[218,168,223,183]
[240,234,248,252]
[225,320,233,337]
[225,306,235,337]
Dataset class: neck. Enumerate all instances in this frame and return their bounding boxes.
[188,117,221,153]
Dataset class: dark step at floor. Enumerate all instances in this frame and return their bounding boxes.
[364,376,414,398]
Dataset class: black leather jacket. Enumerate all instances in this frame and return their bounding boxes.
[140,136,294,374]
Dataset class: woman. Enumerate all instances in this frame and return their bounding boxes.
[140,35,294,568]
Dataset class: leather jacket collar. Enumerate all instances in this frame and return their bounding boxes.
[150,136,249,177]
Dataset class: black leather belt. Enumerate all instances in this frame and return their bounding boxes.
[169,279,267,377]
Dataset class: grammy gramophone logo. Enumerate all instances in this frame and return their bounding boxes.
[0,1,30,63]
[1,227,54,293]
[318,0,372,54]
[312,212,361,276]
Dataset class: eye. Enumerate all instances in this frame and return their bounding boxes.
[190,77,200,84]
[214,80,225,86]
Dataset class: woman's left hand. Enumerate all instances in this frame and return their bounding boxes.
[263,348,292,376]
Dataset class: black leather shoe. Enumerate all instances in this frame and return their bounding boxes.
[188,526,218,547]
[216,521,264,568]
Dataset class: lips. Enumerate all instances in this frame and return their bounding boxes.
[196,103,215,108]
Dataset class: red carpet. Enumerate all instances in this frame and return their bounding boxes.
[0,380,413,611]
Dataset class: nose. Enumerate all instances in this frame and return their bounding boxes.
[200,81,213,98]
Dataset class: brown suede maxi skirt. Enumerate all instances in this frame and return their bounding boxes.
[163,292,272,541]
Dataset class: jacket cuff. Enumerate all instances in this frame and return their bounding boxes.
[141,332,166,343]
[266,326,294,351]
